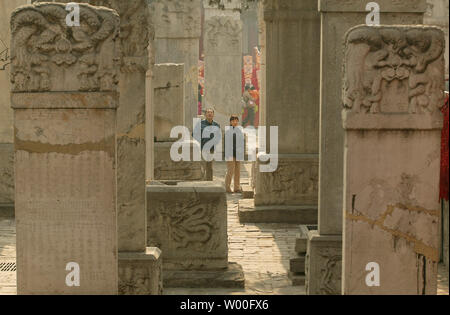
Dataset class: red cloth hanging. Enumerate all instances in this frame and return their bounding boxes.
[440,94,449,201]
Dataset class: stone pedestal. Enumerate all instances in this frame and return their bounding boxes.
[203,16,243,129]
[151,0,202,129]
[119,247,162,295]
[342,25,445,295]
[306,232,341,295]
[0,0,28,214]
[147,182,244,288]
[306,0,427,295]
[242,0,321,224]
[11,3,120,294]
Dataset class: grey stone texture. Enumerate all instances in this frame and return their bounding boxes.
[318,0,427,237]
[249,0,321,224]
[342,25,445,295]
[151,0,202,129]
[306,231,342,295]
[147,182,228,271]
[238,199,317,225]
[0,0,29,207]
[154,141,207,181]
[153,63,185,141]
[11,3,120,294]
[306,0,427,296]
[203,15,243,129]
[119,247,163,295]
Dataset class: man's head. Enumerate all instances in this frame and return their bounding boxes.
[205,108,214,122]
[230,115,239,127]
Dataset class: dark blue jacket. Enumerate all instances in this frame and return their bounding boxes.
[193,119,221,151]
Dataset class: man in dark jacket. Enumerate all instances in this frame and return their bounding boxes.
[193,108,221,180]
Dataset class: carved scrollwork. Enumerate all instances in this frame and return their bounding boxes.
[343,26,445,114]
[11,3,120,92]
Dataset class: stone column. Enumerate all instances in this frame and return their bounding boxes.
[257,1,266,127]
[424,0,449,82]
[151,0,202,130]
[342,25,445,295]
[11,3,119,294]
[238,0,320,225]
[152,63,207,181]
[203,1,243,129]
[305,0,426,295]
[0,0,29,217]
[33,0,162,295]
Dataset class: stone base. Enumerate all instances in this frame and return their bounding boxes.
[163,262,245,288]
[238,199,317,224]
[242,185,254,199]
[306,231,342,295]
[289,272,305,286]
[0,204,14,218]
[118,248,163,295]
[0,144,14,207]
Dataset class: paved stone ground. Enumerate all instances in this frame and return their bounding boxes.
[0,162,448,295]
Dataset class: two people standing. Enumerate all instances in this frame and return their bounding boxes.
[194,109,244,193]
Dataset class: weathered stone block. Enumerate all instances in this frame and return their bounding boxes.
[204,16,242,129]
[306,231,342,295]
[153,63,185,141]
[342,26,445,295]
[0,144,14,206]
[254,154,318,207]
[290,256,305,274]
[12,3,120,295]
[147,182,228,270]
[154,141,207,181]
[238,199,317,224]
[119,248,163,295]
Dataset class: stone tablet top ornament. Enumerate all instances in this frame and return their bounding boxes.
[342,25,445,130]
[10,2,120,93]
[343,25,445,115]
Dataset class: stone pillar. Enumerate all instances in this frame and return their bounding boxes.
[33,0,162,295]
[257,1,266,127]
[11,3,119,294]
[342,25,445,295]
[203,2,243,129]
[151,0,202,130]
[153,63,207,181]
[305,0,427,295]
[0,0,29,217]
[239,0,321,225]
[424,0,449,82]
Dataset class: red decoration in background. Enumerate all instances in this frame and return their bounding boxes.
[440,94,449,201]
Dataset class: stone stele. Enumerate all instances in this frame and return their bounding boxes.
[11,3,120,294]
[342,25,445,295]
